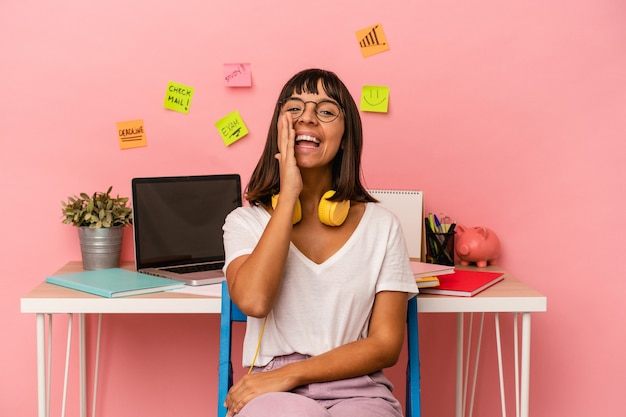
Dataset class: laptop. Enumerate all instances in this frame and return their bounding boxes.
[131,174,242,286]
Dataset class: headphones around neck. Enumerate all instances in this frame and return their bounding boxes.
[271,190,350,226]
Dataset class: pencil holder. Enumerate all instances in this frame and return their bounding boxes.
[425,227,455,266]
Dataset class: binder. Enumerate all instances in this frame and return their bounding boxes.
[45,268,184,298]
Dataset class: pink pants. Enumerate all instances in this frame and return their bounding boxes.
[235,353,404,417]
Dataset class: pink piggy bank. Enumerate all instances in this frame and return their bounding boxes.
[454,225,501,267]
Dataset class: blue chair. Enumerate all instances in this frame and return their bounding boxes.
[218,281,421,417]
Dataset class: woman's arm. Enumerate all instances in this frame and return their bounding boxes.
[227,113,302,318]
[224,290,409,414]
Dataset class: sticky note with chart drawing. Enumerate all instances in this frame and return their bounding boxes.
[360,86,390,113]
[163,81,194,114]
[215,110,249,146]
[355,23,390,58]
[117,119,147,149]
[224,63,252,87]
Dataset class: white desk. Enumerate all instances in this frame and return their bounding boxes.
[21,262,546,417]
[417,267,547,417]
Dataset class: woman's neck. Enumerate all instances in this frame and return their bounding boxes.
[299,167,333,203]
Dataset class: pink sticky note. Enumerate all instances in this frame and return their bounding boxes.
[224,63,252,87]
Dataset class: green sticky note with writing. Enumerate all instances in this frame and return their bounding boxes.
[164,81,194,114]
[360,86,389,113]
[215,110,249,146]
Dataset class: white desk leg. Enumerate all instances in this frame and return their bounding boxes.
[92,314,103,417]
[456,312,463,417]
[46,314,52,417]
[468,313,484,417]
[520,313,531,417]
[61,314,74,417]
[36,314,46,417]
[79,314,87,417]
[514,314,520,417]
[462,313,472,415]
[495,313,507,417]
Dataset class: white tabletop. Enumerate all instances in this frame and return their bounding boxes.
[21,262,546,315]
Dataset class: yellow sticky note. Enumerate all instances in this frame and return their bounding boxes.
[360,86,390,113]
[215,110,249,146]
[117,119,147,149]
[355,23,390,58]
[164,81,194,114]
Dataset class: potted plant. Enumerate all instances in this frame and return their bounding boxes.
[61,186,133,270]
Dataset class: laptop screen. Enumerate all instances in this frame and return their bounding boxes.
[132,174,242,269]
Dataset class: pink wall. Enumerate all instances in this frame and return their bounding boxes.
[2,0,625,416]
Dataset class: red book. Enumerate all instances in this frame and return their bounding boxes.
[419,270,505,297]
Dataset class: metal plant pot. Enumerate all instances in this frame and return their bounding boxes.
[77,226,124,270]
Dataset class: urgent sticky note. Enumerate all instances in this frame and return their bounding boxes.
[355,23,390,58]
[360,86,390,113]
[164,81,194,114]
[215,110,249,146]
[224,63,252,87]
[117,119,147,149]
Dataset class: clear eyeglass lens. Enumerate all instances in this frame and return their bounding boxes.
[281,98,340,123]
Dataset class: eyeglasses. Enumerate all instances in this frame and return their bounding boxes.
[279,97,342,123]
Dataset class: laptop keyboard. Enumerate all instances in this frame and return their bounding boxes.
[163,262,224,274]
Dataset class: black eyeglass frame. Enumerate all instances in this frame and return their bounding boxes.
[278,97,343,123]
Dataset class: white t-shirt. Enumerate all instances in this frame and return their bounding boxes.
[222,202,418,367]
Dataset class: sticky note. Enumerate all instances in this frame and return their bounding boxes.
[360,86,390,113]
[224,63,252,87]
[117,119,147,149]
[215,110,249,146]
[355,23,390,58]
[164,81,194,114]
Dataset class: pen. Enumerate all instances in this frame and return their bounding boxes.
[433,214,443,233]
[441,222,457,265]
[427,214,436,233]
[424,217,438,261]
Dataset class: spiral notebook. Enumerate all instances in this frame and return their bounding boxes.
[368,190,423,260]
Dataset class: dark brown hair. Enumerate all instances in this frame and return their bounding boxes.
[245,68,376,206]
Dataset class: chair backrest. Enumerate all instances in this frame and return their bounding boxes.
[217,281,421,417]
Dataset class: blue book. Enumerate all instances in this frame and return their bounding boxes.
[45,268,185,298]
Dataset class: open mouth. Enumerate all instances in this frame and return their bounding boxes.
[295,135,320,148]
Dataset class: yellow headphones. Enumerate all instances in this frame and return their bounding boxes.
[271,190,350,226]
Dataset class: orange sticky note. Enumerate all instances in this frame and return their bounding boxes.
[355,23,390,58]
[117,120,147,150]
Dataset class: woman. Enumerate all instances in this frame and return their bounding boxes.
[222,68,418,417]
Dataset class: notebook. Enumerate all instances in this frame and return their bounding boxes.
[46,268,184,298]
[410,261,454,279]
[419,269,505,297]
[368,190,423,260]
[132,174,242,286]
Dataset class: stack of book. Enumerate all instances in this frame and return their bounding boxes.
[411,261,455,288]
[418,269,505,297]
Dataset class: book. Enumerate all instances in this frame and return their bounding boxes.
[418,269,505,297]
[45,268,185,298]
[410,261,455,279]
[415,276,440,289]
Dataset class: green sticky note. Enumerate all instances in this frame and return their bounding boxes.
[215,110,249,146]
[164,81,194,114]
[360,86,389,113]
